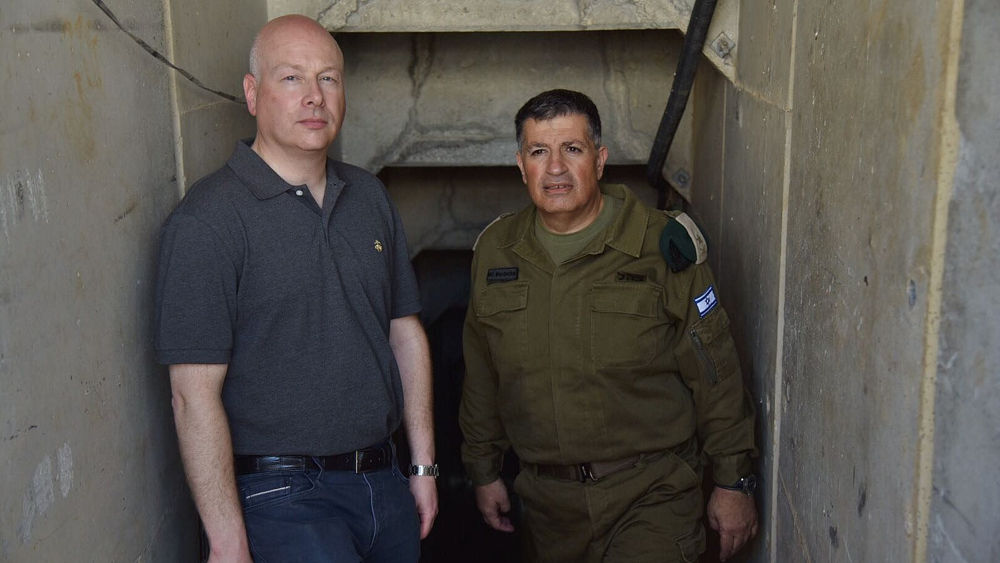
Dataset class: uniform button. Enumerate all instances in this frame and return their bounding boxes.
[295,189,304,196]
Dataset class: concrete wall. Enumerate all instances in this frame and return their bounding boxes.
[693,0,999,560]
[930,0,1000,560]
[275,0,695,32]
[166,0,261,189]
[336,30,689,177]
[691,65,784,563]
[271,0,743,81]
[1,0,264,559]
[0,1,193,560]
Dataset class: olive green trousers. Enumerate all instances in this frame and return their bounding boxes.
[514,441,706,563]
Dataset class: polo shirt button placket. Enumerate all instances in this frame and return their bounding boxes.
[295,189,304,197]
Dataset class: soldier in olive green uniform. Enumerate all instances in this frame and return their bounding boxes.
[460,90,758,562]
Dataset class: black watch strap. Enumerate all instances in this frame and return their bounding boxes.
[717,474,757,496]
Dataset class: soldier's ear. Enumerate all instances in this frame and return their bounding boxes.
[515,152,527,184]
[596,145,608,180]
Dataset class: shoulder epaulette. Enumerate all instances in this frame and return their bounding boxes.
[473,212,515,251]
[659,211,709,272]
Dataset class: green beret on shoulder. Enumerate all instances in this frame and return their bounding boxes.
[659,211,709,272]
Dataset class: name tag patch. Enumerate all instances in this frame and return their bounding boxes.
[616,272,647,282]
[487,267,519,284]
[694,285,718,318]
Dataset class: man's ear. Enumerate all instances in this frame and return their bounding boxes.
[515,151,527,184]
[243,74,258,116]
[596,145,609,180]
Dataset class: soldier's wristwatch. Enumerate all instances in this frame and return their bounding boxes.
[718,474,757,496]
[410,464,440,478]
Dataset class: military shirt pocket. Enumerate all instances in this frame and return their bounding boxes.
[474,282,529,372]
[589,283,665,369]
[689,307,739,385]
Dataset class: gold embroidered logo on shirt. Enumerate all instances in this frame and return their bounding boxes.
[374,239,383,252]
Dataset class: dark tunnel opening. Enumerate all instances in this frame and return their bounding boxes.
[394,249,523,563]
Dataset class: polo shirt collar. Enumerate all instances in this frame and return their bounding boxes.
[226,139,346,200]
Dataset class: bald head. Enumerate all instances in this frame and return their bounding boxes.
[249,15,341,78]
[243,14,347,164]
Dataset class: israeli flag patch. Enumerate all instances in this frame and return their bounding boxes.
[694,285,718,318]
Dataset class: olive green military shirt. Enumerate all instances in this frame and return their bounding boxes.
[460,183,756,487]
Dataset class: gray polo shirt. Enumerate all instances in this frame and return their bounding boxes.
[154,140,421,455]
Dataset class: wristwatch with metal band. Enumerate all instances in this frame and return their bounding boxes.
[410,464,440,478]
[718,474,757,496]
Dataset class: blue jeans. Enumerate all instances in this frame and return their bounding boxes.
[237,461,419,562]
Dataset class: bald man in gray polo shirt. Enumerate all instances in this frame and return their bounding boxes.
[154,15,437,562]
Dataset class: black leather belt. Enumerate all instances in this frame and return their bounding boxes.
[530,438,695,483]
[532,455,642,483]
[234,442,392,476]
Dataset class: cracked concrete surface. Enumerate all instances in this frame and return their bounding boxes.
[273,0,742,81]
[274,0,692,32]
[336,30,691,182]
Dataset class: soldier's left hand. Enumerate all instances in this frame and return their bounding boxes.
[707,487,758,561]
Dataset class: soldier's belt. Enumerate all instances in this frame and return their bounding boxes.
[531,454,642,483]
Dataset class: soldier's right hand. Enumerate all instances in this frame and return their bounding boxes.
[474,479,516,533]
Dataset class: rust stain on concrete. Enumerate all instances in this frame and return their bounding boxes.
[900,48,926,128]
[62,15,104,163]
[69,72,96,161]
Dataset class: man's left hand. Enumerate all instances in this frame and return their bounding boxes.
[410,475,439,539]
[707,486,758,561]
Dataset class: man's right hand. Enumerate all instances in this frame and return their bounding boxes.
[170,364,252,563]
[207,536,253,563]
[474,479,515,532]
